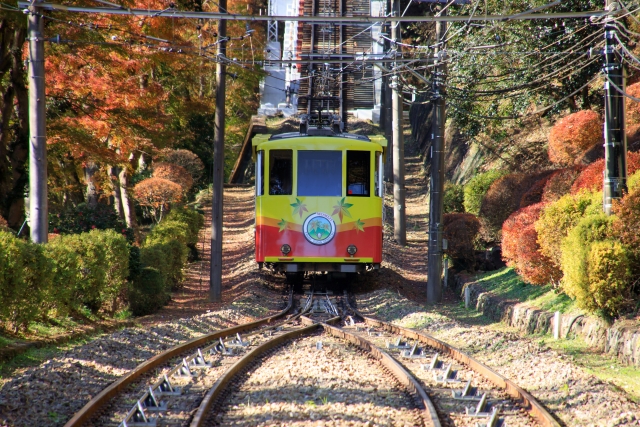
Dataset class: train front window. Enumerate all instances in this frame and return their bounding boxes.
[346,151,370,196]
[269,150,292,195]
[298,150,342,197]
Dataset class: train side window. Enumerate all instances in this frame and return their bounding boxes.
[256,150,264,196]
[375,151,383,197]
[298,150,342,196]
[346,151,370,197]
[269,150,293,195]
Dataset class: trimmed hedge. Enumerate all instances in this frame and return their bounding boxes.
[502,203,561,285]
[0,232,53,331]
[0,229,129,332]
[443,183,465,213]
[442,213,480,268]
[463,170,507,215]
[560,214,614,306]
[535,191,602,268]
[128,267,169,316]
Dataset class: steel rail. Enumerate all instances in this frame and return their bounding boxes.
[63,291,294,427]
[306,316,442,427]
[345,297,562,427]
[18,3,608,22]
[190,315,342,427]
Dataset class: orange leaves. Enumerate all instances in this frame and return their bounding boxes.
[159,149,205,181]
[133,177,183,222]
[571,152,640,194]
[548,110,603,166]
[626,82,640,125]
[152,162,194,192]
[502,203,561,285]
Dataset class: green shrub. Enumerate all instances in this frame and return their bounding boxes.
[140,240,187,290]
[165,206,205,245]
[63,231,107,313]
[560,213,614,304]
[463,170,507,215]
[146,220,190,246]
[128,267,169,316]
[586,241,633,318]
[88,229,130,314]
[628,170,640,191]
[443,183,465,213]
[535,191,602,268]
[44,238,81,317]
[0,232,53,331]
[49,202,133,241]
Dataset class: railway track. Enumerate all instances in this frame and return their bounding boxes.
[65,286,561,427]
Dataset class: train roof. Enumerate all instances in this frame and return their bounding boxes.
[268,132,370,142]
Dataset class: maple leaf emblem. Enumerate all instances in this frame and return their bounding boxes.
[331,197,353,223]
[290,198,308,218]
[277,219,287,232]
[354,218,365,233]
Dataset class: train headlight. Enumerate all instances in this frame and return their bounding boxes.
[281,244,292,255]
[347,245,357,256]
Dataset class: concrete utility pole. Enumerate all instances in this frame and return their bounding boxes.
[602,0,627,215]
[210,0,227,302]
[391,0,406,246]
[427,8,447,304]
[28,5,48,243]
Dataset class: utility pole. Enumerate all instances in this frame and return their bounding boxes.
[391,0,405,245]
[28,5,48,244]
[603,0,627,215]
[210,0,227,302]
[383,0,393,183]
[427,9,447,304]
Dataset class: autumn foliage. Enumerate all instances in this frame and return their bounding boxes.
[548,110,603,165]
[541,166,583,203]
[134,178,183,222]
[626,82,640,125]
[443,213,481,268]
[478,171,554,237]
[160,149,206,182]
[153,162,194,192]
[502,203,561,285]
[613,189,640,262]
[570,151,640,194]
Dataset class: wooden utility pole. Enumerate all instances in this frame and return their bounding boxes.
[603,0,627,214]
[210,0,227,302]
[28,5,48,243]
[391,0,405,246]
[427,9,447,304]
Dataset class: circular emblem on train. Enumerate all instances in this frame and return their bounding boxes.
[303,212,336,245]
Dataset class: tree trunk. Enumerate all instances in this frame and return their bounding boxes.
[84,162,99,207]
[0,24,29,229]
[109,165,124,219]
[118,166,137,229]
[581,86,591,109]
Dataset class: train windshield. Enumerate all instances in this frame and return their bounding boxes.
[269,150,293,195]
[346,151,370,196]
[297,150,342,197]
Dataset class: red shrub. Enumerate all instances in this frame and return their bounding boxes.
[520,173,555,209]
[443,213,481,268]
[613,189,640,260]
[134,177,183,222]
[479,171,555,237]
[502,203,561,285]
[571,151,640,194]
[542,166,583,203]
[0,216,8,230]
[159,149,205,181]
[627,82,640,125]
[153,162,194,192]
[548,110,603,165]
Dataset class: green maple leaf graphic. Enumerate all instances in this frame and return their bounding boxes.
[331,197,353,223]
[290,198,308,218]
[277,219,287,232]
[354,218,365,232]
